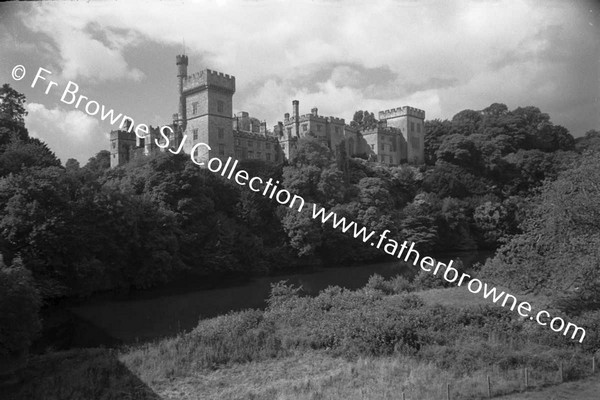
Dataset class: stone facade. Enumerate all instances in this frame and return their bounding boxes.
[109,55,426,168]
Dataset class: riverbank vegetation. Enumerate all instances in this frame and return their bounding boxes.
[5,280,599,399]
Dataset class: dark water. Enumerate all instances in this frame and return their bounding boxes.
[35,250,492,351]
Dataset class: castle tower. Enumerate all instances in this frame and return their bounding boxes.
[109,128,136,168]
[378,106,425,164]
[176,54,189,132]
[179,67,236,164]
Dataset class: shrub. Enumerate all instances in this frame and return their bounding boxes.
[365,274,414,295]
[0,256,41,358]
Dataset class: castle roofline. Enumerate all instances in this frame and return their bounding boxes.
[379,106,425,120]
[182,68,236,94]
[234,130,279,141]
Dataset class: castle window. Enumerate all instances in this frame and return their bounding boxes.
[370,144,374,150]
[248,150,254,159]
[410,122,415,132]
[257,142,261,149]
[192,102,198,115]
[257,152,262,159]
[217,100,224,113]
[302,124,308,132]
[381,143,385,151]
[248,140,253,147]
[417,123,421,133]
[235,138,240,146]
[219,144,225,156]
[335,126,340,134]
[193,128,198,140]
[317,125,321,132]
[266,142,271,150]
[266,153,271,161]
[112,142,116,149]
[218,128,224,139]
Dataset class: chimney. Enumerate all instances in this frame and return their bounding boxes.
[293,100,299,137]
[284,112,290,122]
[311,107,318,116]
[260,121,267,135]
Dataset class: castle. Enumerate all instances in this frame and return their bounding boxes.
[110,55,426,168]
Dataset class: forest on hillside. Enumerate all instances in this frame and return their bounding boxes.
[1,83,600,368]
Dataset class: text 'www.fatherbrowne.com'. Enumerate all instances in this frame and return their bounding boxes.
[310,205,586,343]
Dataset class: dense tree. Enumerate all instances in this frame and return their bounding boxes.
[84,150,111,173]
[351,110,378,129]
[575,129,600,152]
[0,256,41,364]
[482,150,600,301]
[0,84,30,149]
[65,158,80,171]
[424,119,451,165]
[0,137,61,176]
[0,84,27,126]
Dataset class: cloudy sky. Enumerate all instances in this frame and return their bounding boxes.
[0,0,598,163]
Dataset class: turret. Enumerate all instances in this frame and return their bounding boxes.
[176,54,188,131]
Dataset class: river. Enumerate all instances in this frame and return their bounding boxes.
[34,250,492,351]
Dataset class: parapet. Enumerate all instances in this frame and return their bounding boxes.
[327,116,345,125]
[298,113,327,123]
[183,69,236,93]
[109,129,136,141]
[378,106,425,120]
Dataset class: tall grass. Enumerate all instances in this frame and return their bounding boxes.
[10,278,598,399]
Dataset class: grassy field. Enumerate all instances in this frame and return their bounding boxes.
[5,286,596,400]
[6,348,597,400]
[416,285,551,312]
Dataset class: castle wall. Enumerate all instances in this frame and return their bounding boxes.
[180,68,235,164]
[110,130,136,168]
[380,106,425,164]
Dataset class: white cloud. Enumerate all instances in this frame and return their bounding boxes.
[25,103,106,163]
[15,0,600,139]
[22,4,144,82]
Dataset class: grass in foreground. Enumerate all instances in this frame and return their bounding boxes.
[6,282,599,400]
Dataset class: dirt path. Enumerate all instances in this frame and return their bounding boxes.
[496,376,600,400]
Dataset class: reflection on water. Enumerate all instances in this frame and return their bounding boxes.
[58,251,491,347]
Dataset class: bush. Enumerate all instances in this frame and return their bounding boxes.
[365,274,414,294]
[0,256,41,373]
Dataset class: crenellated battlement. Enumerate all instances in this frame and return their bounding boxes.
[110,129,135,140]
[378,106,425,120]
[298,113,327,123]
[327,116,345,125]
[183,69,236,93]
